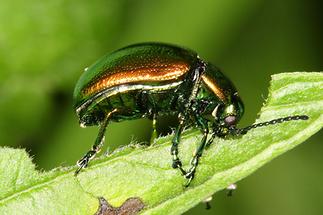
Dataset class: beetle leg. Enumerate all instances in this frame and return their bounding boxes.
[186,67,203,108]
[205,132,216,149]
[170,67,204,178]
[150,113,158,144]
[75,109,116,175]
[184,117,209,187]
[171,113,187,175]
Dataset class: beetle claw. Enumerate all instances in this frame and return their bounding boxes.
[184,172,195,187]
[75,157,89,175]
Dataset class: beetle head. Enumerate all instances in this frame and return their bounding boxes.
[210,93,244,135]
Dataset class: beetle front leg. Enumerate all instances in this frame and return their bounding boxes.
[184,117,209,187]
[171,113,187,175]
[205,132,216,148]
[75,110,116,175]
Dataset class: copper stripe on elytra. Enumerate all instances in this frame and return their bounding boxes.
[201,74,226,101]
[83,62,189,96]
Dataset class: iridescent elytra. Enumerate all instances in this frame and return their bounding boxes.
[73,42,308,186]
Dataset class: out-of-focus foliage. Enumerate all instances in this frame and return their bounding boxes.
[0,0,322,214]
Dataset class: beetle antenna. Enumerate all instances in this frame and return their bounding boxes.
[236,115,309,135]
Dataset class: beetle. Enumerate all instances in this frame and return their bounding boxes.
[73,42,308,186]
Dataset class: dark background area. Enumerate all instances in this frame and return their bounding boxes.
[0,0,322,214]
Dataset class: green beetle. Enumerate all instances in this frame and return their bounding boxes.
[73,42,308,186]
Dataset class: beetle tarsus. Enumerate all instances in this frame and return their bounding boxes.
[184,171,195,187]
[184,157,198,187]
[75,156,89,175]
[172,159,187,176]
[182,116,208,187]
[172,159,182,169]
[171,115,186,175]
[75,150,96,175]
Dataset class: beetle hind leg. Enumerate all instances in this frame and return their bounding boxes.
[75,109,116,175]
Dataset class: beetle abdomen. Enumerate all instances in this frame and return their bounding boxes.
[100,84,182,122]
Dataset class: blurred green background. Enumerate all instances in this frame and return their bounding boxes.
[0,0,322,214]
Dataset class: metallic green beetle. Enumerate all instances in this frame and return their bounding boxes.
[73,42,308,186]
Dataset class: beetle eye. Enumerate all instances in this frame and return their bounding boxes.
[224,115,237,126]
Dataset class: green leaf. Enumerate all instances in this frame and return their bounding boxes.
[0,72,322,215]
